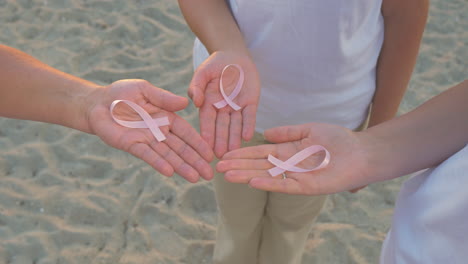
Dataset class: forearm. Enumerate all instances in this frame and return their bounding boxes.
[363,80,468,183]
[0,45,99,133]
[178,0,248,54]
[369,0,428,126]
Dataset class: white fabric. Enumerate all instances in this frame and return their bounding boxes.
[193,0,384,132]
[380,145,468,264]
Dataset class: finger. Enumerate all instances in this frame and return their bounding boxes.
[199,104,217,150]
[189,67,212,107]
[143,85,189,112]
[127,143,173,177]
[214,110,230,158]
[349,185,367,193]
[170,116,214,162]
[224,170,272,184]
[151,141,200,183]
[264,124,308,143]
[222,144,277,160]
[249,177,304,194]
[165,133,214,181]
[228,111,242,151]
[216,159,272,173]
[242,104,257,141]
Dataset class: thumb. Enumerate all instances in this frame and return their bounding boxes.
[144,85,189,112]
[264,124,308,143]
[189,66,212,107]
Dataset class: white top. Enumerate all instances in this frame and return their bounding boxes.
[380,145,468,264]
[193,0,384,132]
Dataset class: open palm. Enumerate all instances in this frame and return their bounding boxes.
[189,51,261,158]
[218,123,373,195]
[87,79,214,183]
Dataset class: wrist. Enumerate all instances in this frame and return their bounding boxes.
[69,82,104,135]
[358,126,403,184]
[211,43,250,56]
[212,50,255,68]
[356,129,390,184]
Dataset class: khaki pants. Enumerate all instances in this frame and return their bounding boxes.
[212,118,370,264]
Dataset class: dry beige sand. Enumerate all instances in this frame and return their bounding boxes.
[0,0,466,263]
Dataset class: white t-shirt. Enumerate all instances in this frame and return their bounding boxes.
[380,145,468,264]
[193,0,384,132]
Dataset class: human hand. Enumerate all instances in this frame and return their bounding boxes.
[189,51,261,158]
[86,79,214,183]
[217,123,375,195]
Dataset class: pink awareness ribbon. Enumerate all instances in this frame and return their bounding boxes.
[268,145,331,177]
[213,64,244,111]
[110,100,170,142]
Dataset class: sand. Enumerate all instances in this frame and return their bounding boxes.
[0,0,466,263]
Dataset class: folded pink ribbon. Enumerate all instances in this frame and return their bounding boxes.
[213,64,244,111]
[268,145,331,177]
[110,100,170,142]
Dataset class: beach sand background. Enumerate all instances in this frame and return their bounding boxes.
[0,0,466,263]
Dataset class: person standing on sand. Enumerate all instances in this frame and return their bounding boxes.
[178,0,428,263]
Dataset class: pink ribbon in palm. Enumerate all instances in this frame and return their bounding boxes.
[268,145,331,177]
[213,64,244,111]
[110,100,170,142]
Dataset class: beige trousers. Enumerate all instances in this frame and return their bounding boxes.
[212,117,370,264]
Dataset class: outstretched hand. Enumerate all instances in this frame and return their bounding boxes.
[87,79,214,183]
[217,123,374,195]
[189,51,261,158]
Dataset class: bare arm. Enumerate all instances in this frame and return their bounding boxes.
[177,0,248,54]
[364,80,468,183]
[0,45,98,133]
[369,0,429,126]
